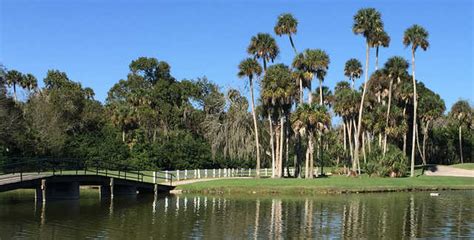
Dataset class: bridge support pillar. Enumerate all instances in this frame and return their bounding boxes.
[101,178,137,198]
[35,179,80,202]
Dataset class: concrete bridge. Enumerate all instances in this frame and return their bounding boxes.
[0,159,175,201]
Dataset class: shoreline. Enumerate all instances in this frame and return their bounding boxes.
[176,176,474,196]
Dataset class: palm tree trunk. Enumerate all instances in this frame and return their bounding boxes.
[403,104,407,154]
[422,120,430,164]
[305,142,310,178]
[285,116,290,177]
[268,114,275,177]
[362,132,366,164]
[459,126,463,164]
[354,42,370,173]
[410,49,417,177]
[343,121,347,152]
[383,79,394,155]
[289,35,297,55]
[249,79,261,178]
[367,131,371,153]
[348,119,354,163]
[13,83,17,102]
[375,46,379,71]
[279,116,285,178]
[319,79,323,105]
[299,79,304,105]
[308,136,314,179]
[308,82,312,104]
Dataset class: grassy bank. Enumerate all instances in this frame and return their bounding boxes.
[177,175,474,195]
[450,163,474,170]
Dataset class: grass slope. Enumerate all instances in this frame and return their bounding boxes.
[450,163,474,170]
[177,175,474,195]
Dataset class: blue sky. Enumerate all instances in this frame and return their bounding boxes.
[1,0,473,111]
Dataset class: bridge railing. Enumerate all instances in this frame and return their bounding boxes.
[0,158,174,185]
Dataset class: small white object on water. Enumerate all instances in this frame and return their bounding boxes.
[430,193,440,197]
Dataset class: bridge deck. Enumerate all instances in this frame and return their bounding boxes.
[0,172,174,193]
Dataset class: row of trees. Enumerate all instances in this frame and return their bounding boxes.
[1,8,472,176]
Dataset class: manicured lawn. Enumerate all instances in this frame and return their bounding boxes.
[177,175,474,195]
[450,163,474,170]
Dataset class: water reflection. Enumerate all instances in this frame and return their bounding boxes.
[0,191,473,239]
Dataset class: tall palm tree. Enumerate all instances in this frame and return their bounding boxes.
[247,33,280,71]
[274,13,298,54]
[261,64,296,178]
[293,49,330,105]
[291,103,330,178]
[5,70,23,101]
[403,24,429,177]
[371,30,390,70]
[383,56,409,154]
[238,58,263,177]
[449,100,472,164]
[352,8,384,172]
[344,58,363,89]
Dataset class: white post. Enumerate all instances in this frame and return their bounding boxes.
[249,168,251,177]
[177,170,180,181]
[213,169,216,178]
[165,170,169,182]
[224,168,227,177]
[205,169,208,178]
[194,169,197,179]
[197,169,201,179]
[265,168,268,177]
[153,171,156,184]
[218,169,221,178]
[185,169,188,180]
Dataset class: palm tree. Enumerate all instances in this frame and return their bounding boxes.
[274,13,298,54]
[449,100,472,164]
[352,8,384,172]
[21,73,38,92]
[371,30,390,70]
[291,103,330,178]
[5,70,23,101]
[238,58,263,177]
[261,64,296,178]
[247,33,280,71]
[344,58,363,89]
[383,56,409,154]
[293,49,330,105]
[403,24,429,177]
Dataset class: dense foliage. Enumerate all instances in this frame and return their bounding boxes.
[1,9,472,176]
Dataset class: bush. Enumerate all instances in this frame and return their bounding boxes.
[363,145,407,177]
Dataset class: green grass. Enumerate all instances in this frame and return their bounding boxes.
[177,175,474,195]
[450,163,474,170]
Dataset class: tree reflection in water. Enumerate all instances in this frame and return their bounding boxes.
[0,191,472,239]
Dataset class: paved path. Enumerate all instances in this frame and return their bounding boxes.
[172,177,251,186]
[425,165,474,178]
[0,173,52,185]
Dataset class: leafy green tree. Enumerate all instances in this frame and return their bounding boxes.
[417,84,445,164]
[352,7,384,173]
[403,24,429,176]
[274,13,298,54]
[238,58,263,177]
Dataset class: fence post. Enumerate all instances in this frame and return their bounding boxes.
[205,169,208,178]
[185,169,188,180]
[153,171,156,184]
[165,170,169,182]
[218,169,221,178]
[177,170,180,181]
[213,169,215,178]
[198,169,201,179]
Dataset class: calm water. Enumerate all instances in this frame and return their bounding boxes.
[0,190,473,239]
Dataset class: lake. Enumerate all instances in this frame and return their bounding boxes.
[0,190,472,239]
